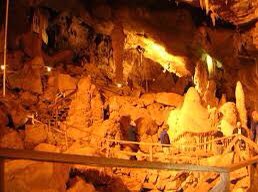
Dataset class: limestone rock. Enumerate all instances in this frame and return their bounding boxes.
[155,92,183,107]
[20,91,39,107]
[95,119,121,138]
[147,103,171,126]
[194,61,208,97]
[9,103,29,128]
[136,117,159,136]
[57,73,77,94]
[25,123,47,147]
[5,160,70,192]
[66,76,98,130]
[0,107,9,126]
[8,61,43,94]
[65,143,98,156]
[219,119,235,137]
[165,180,179,190]
[90,92,104,124]
[140,93,155,106]
[235,81,247,128]
[20,31,43,57]
[167,88,214,140]
[67,177,96,192]
[34,143,60,153]
[219,102,238,126]
[7,51,24,71]
[219,102,238,136]
[203,80,218,107]
[66,127,89,140]
[0,130,24,149]
[44,73,77,101]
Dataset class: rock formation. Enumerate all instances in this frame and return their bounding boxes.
[219,102,238,136]
[167,87,214,141]
[235,81,248,128]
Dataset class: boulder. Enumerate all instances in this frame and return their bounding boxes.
[155,92,183,107]
[20,31,42,57]
[7,51,24,71]
[0,130,24,149]
[136,117,159,136]
[147,103,171,126]
[0,108,9,126]
[8,61,43,94]
[34,143,60,153]
[25,124,47,147]
[67,177,96,192]
[5,160,70,192]
[140,93,156,106]
[9,104,29,128]
[44,50,73,65]
[95,119,120,138]
[66,127,89,140]
[20,91,39,107]
[165,180,179,190]
[56,73,77,93]
[65,142,98,156]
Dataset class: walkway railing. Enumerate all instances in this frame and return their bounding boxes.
[0,147,258,192]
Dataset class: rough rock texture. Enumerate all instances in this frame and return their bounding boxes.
[25,123,48,148]
[136,117,159,136]
[111,20,125,82]
[0,130,24,149]
[44,73,77,100]
[8,102,29,128]
[66,76,103,137]
[193,61,208,98]
[235,81,248,128]
[8,57,44,94]
[5,160,70,192]
[167,87,214,140]
[20,91,39,107]
[219,102,238,136]
[155,92,183,107]
[34,143,60,153]
[67,177,96,192]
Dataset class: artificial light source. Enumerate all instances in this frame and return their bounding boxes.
[116,83,122,88]
[206,54,215,78]
[46,66,52,72]
[206,54,213,72]
[1,65,5,71]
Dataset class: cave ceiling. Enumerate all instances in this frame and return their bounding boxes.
[4,0,258,78]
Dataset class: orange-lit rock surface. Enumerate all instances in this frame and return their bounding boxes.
[167,87,214,140]
[0,0,257,191]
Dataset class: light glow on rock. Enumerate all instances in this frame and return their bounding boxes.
[125,33,190,77]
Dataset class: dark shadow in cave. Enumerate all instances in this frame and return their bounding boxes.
[67,168,130,192]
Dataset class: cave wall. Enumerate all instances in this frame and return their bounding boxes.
[1,0,257,108]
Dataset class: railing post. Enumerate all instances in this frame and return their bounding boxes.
[149,145,153,162]
[105,140,109,158]
[210,171,230,192]
[0,158,4,192]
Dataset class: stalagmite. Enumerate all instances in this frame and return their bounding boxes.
[235,81,248,128]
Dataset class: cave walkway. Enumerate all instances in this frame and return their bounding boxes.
[1,135,258,192]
